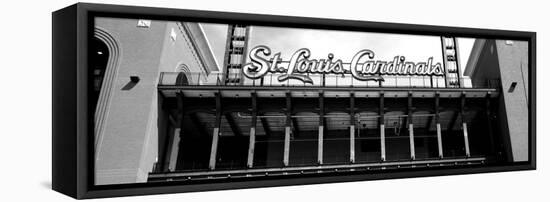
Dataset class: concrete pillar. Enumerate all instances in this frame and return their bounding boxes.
[167,128,181,171]
[379,93,385,162]
[349,93,356,163]
[436,123,443,158]
[247,93,257,168]
[350,125,355,163]
[208,128,220,170]
[380,124,386,161]
[463,123,471,157]
[283,126,291,166]
[247,127,256,167]
[318,126,324,164]
[409,123,415,160]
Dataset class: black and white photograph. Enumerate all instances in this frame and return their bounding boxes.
[3,0,549,201]
[92,17,530,186]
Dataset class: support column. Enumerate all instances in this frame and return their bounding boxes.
[167,92,184,171]
[350,92,356,163]
[318,92,324,165]
[209,92,222,170]
[379,93,385,161]
[350,125,355,163]
[435,92,443,158]
[463,123,470,157]
[409,124,415,160]
[247,92,257,168]
[318,126,324,165]
[283,92,291,166]
[380,125,385,161]
[284,126,290,166]
[461,93,471,157]
[408,92,415,160]
[208,128,220,170]
[437,123,443,158]
[167,128,181,171]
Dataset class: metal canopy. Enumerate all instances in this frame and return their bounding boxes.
[159,87,499,99]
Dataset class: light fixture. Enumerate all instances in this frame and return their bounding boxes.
[130,76,140,83]
[508,82,517,92]
[170,28,177,41]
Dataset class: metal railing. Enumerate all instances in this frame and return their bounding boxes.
[159,72,500,89]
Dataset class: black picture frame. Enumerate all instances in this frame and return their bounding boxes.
[52,3,536,199]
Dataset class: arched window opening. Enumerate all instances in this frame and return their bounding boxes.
[175,64,191,85]
[175,72,189,86]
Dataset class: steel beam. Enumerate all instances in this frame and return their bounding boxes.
[463,123,470,157]
[437,123,443,158]
[408,93,415,160]
[380,93,385,161]
[435,92,443,158]
[318,91,325,165]
[461,93,471,157]
[209,128,220,170]
[350,93,355,163]
[318,126,324,165]
[165,92,184,171]
[284,126,290,166]
[284,92,292,166]
[247,92,257,168]
[209,92,222,170]
[167,128,181,171]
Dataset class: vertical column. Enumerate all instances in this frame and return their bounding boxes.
[461,93,471,157]
[167,128,181,171]
[247,92,257,168]
[284,127,291,166]
[318,126,324,165]
[408,92,415,160]
[409,124,415,160]
[435,92,443,158]
[379,92,386,161]
[349,92,355,163]
[318,92,324,165]
[166,92,185,171]
[463,123,470,157]
[283,92,291,166]
[350,126,355,163]
[209,92,222,170]
[209,128,220,170]
[436,124,443,158]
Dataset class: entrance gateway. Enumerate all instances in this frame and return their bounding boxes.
[151,26,501,182]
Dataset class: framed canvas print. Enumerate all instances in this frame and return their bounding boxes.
[52,3,536,199]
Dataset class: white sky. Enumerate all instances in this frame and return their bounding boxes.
[200,23,228,70]
[457,37,475,76]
